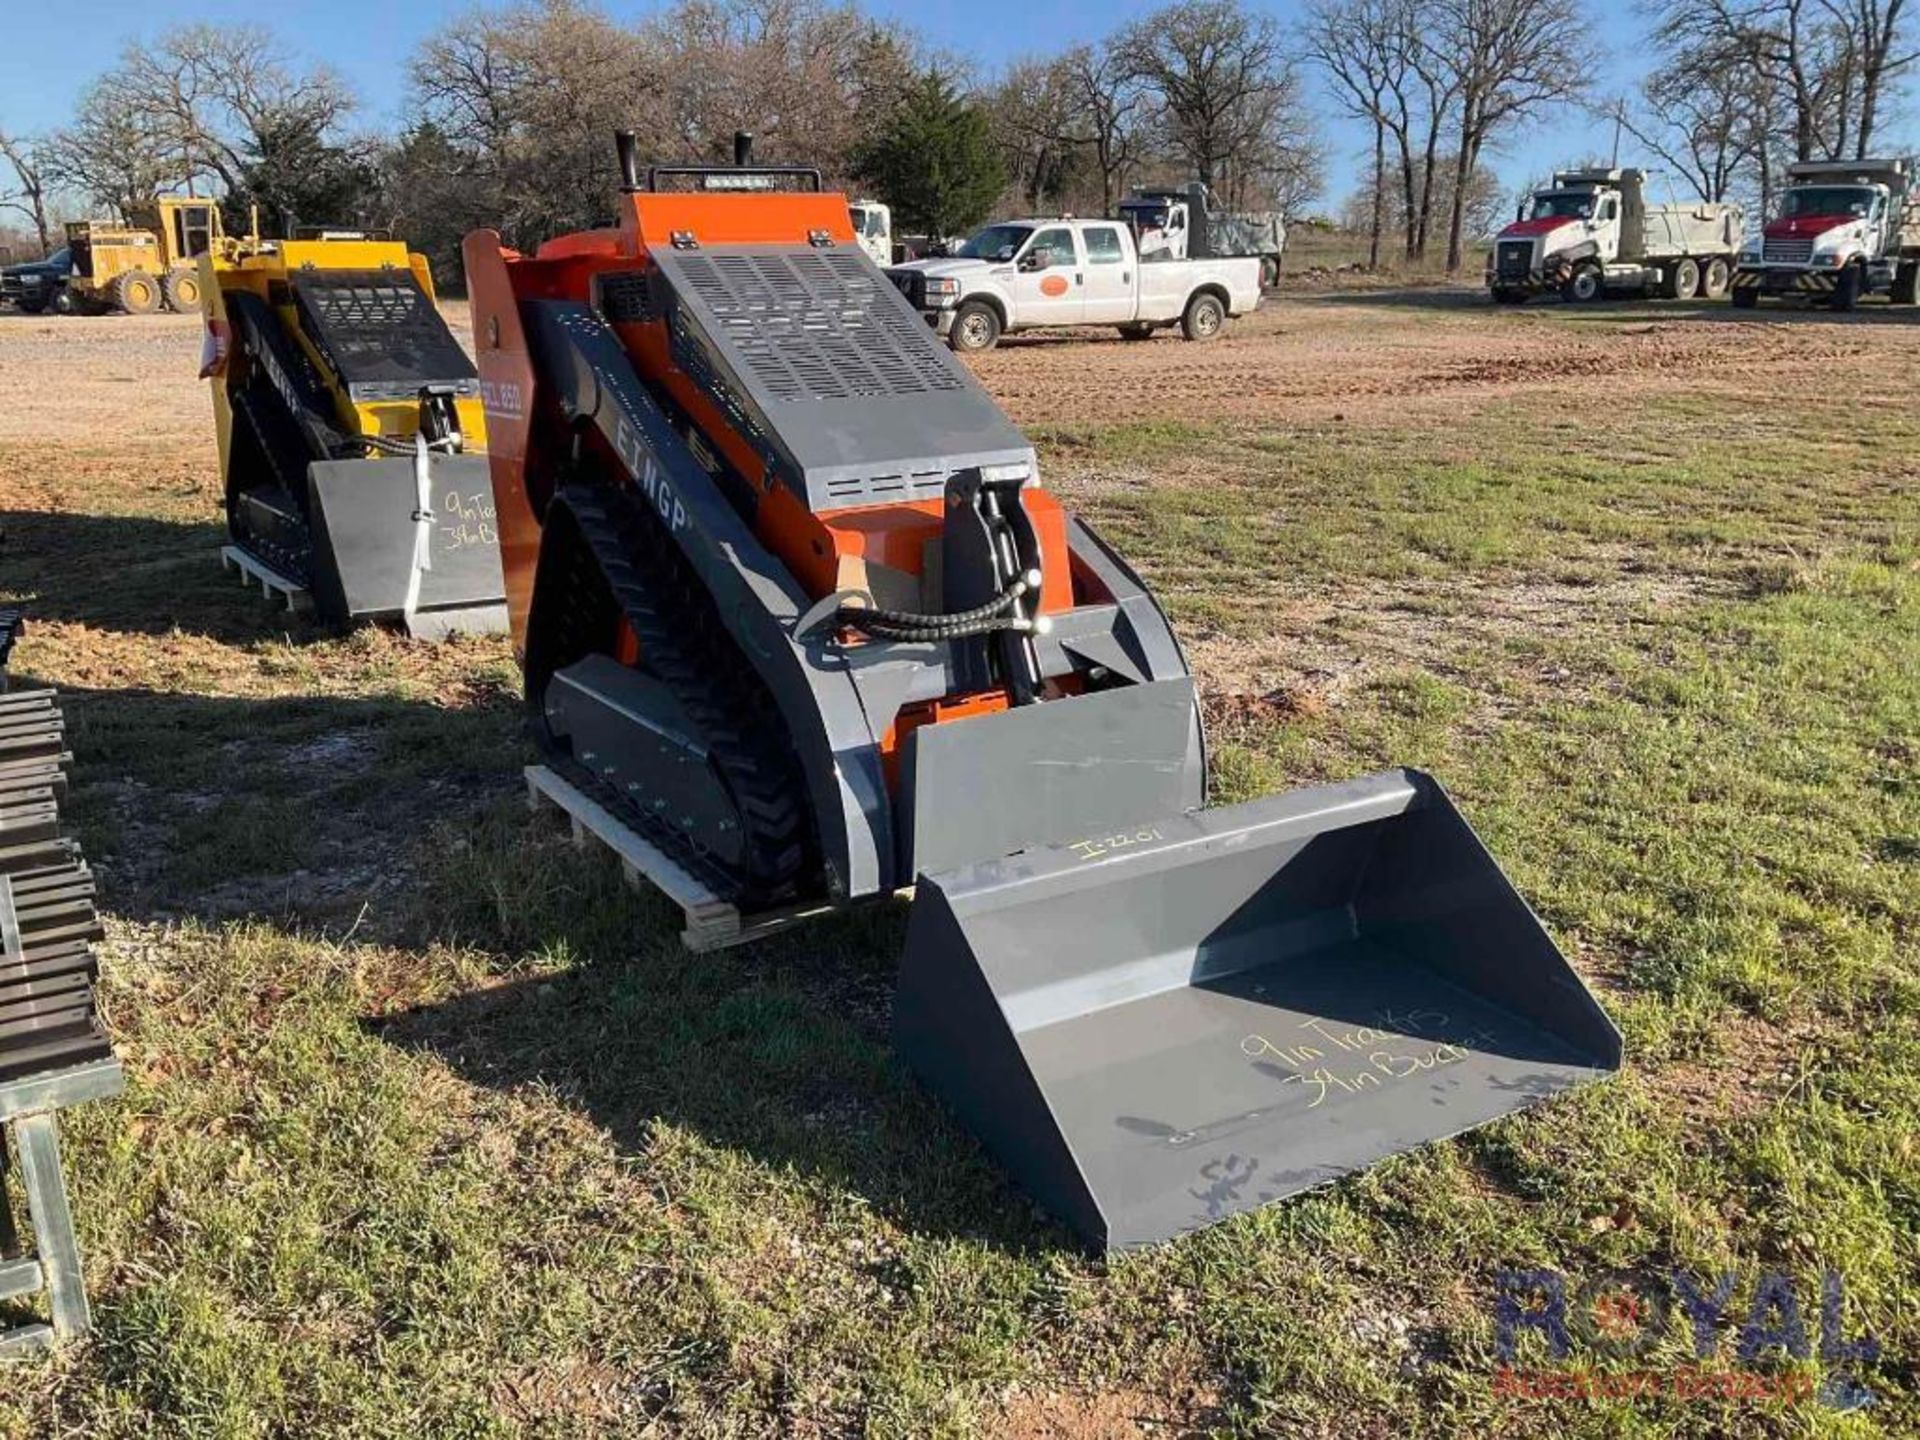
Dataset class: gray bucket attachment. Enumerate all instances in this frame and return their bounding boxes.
[304,454,508,636]
[895,769,1621,1251]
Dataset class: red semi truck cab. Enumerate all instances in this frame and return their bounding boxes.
[1731,158,1920,309]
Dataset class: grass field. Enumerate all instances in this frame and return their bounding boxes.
[0,290,1914,1437]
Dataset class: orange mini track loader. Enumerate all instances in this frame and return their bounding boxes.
[463,134,1620,1251]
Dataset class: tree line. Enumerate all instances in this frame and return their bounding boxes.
[1,0,1915,278]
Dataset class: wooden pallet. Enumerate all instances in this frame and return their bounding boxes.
[524,764,859,952]
[219,546,312,614]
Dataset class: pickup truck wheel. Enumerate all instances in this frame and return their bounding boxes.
[16,293,48,315]
[949,300,1001,352]
[1118,322,1156,341]
[1562,263,1603,303]
[1181,291,1226,341]
[1891,261,1919,305]
[1829,263,1861,312]
[1700,257,1731,299]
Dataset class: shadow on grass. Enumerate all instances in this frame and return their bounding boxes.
[1,509,340,644]
[1300,285,1920,324]
[10,676,526,928]
[373,849,1072,1255]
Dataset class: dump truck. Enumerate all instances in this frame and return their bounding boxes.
[1118,183,1287,288]
[1488,169,1743,304]
[64,196,222,314]
[463,131,1620,1252]
[197,225,508,636]
[1731,158,1920,309]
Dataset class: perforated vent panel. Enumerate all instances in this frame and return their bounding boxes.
[671,250,962,401]
[649,244,1034,513]
[290,266,478,403]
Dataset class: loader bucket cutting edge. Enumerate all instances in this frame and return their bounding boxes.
[894,768,1621,1251]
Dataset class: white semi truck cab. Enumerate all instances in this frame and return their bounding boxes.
[1117,183,1287,289]
[1488,169,1743,304]
[846,199,892,265]
[1730,159,1920,309]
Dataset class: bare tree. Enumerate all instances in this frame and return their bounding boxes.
[0,133,53,254]
[1617,44,1762,200]
[1308,0,1403,265]
[989,58,1083,210]
[1430,0,1591,269]
[1062,44,1148,214]
[1115,0,1321,207]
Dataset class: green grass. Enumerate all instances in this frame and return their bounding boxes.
[0,362,1915,1435]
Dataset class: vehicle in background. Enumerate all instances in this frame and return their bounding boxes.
[1,248,72,314]
[1487,169,1743,304]
[64,196,222,314]
[887,216,1262,350]
[847,199,891,265]
[1117,183,1287,288]
[1731,158,1920,309]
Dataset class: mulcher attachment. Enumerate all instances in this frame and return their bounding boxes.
[896,769,1622,1251]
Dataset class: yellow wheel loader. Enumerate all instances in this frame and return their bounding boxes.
[462,132,1622,1251]
[198,227,508,636]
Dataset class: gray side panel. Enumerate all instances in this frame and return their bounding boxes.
[524,300,893,899]
[303,455,506,626]
[650,245,1036,510]
[900,679,1204,879]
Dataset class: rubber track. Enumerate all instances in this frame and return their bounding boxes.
[535,483,818,906]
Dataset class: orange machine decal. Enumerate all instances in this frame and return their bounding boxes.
[1040,274,1070,297]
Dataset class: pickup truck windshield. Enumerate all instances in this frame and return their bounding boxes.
[1780,186,1876,218]
[956,224,1033,261]
[1529,192,1594,220]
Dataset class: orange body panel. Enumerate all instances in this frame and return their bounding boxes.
[467,182,1076,767]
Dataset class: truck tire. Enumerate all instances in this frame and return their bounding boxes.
[51,286,77,316]
[1181,291,1226,341]
[1892,261,1919,305]
[1700,257,1731,299]
[163,266,201,313]
[16,293,48,315]
[1259,256,1280,290]
[1730,284,1759,309]
[1117,322,1156,341]
[1662,257,1700,300]
[1830,262,1862,312]
[948,300,1001,352]
[111,270,161,315]
[1561,262,1603,303]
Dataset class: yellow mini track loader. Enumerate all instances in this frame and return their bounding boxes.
[198,227,508,636]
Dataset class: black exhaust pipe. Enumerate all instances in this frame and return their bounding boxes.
[616,130,642,193]
[734,131,753,166]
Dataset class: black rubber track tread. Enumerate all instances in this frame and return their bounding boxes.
[530,482,819,907]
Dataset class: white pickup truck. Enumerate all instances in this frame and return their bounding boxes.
[886,217,1263,351]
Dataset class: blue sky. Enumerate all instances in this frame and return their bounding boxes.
[1,0,1652,214]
